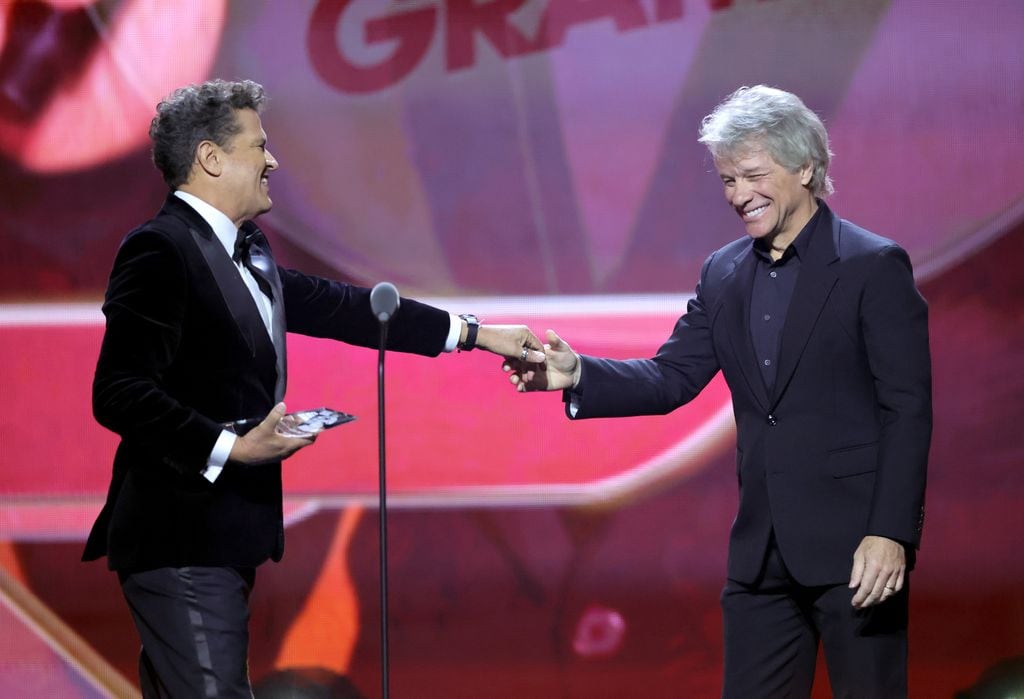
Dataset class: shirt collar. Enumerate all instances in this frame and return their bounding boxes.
[752,200,824,263]
[174,190,238,258]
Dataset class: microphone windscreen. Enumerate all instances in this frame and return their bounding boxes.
[370,282,400,323]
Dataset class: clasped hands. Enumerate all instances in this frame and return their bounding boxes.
[502,329,581,392]
[465,323,578,392]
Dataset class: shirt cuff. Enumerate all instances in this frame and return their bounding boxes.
[443,313,461,353]
[565,355,585,417]
[202,429,237,483]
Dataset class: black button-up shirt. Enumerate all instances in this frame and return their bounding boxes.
[749,205,824,393]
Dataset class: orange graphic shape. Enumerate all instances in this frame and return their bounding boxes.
[274,506,363,674]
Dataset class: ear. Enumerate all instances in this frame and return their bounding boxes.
[194,140,222,177]
[799,163,814,188]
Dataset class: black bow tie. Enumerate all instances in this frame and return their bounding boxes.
[233,228,256,264]
[233,227,274,300]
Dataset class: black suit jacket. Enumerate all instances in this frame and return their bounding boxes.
[84,195,450,571]
[571,204,931,586]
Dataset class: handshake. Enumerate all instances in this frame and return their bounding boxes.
[484,326,582,393]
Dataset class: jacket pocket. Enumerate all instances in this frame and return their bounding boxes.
[828,442,878,478]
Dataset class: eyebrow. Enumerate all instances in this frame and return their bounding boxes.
[720,167,766,179]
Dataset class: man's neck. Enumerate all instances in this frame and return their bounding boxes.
[766,199,819,261]
[178,184,242,228]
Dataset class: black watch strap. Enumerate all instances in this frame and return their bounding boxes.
[458,313,480,351]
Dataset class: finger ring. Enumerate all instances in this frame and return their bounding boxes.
[519,347,529,361]
[884,585,895,591]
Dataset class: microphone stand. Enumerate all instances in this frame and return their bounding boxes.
[376,319,391,699]
[369,280,399,698]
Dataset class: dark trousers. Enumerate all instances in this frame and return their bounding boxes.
[721,537,908,699]
[119,566,256,698]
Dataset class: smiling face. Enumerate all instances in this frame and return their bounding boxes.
[715,142,817,251]
[215,108,278,226]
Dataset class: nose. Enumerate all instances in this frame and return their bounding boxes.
[729,178,752,207]
[265,150,279,170]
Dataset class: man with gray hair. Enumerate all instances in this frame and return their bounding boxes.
[84,79,544,697]
[506,85,931,697]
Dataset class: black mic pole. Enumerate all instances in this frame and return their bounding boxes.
[369,282,400,699]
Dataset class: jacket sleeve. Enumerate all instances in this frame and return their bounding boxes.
[92,229,223,471]
[280,268,450,356]
[570,254,722,419]
[861,245,932,547]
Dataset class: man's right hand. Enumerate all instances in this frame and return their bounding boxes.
[503,329,581,392]
[228,403,316,465]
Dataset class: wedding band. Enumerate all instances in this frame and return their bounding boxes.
[884,585,895,591]
[519,347,529,361]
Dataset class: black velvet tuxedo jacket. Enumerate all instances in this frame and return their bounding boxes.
[84,195,450,571]
[571,204,931,586]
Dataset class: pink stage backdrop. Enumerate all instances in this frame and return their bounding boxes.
[1,0,1022,697]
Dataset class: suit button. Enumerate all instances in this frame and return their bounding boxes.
[767,413,777,426]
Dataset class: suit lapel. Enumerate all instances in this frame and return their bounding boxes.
[720,246,771,412]
[162,196,274,365]
[188,224,269,359]
[770,208,840,407]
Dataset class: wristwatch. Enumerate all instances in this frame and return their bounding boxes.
[457,313,480,351]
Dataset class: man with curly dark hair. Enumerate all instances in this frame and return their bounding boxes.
[84,79,543,697]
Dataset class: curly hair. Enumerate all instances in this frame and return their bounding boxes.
[698,85,834,198]
[149,79,267,189]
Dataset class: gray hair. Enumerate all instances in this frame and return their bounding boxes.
[698,85,833,197]
[149,79,267,189]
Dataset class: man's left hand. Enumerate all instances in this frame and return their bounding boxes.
[849,535,906,608]
[476,324,546,362]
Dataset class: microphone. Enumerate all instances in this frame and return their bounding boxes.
[370,282,400,323]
